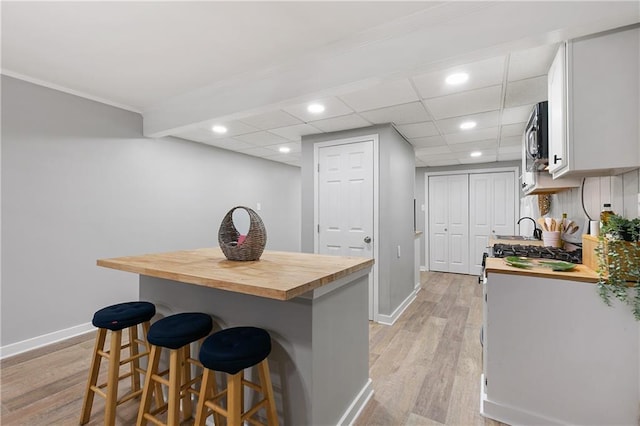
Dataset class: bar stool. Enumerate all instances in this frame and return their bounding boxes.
[80,301,157,426]
[137,312,213,426]
[194,326,279,426]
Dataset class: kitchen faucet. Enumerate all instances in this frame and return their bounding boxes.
[517,216,542,240]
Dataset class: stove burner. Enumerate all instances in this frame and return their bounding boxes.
[492,243,582,264]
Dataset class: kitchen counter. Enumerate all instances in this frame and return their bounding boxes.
[489,237,544,246]
[485,257,598,283]
[98,248,374,425]
[97,247,374,300]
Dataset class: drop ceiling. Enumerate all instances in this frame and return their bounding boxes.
[2,1,638,168]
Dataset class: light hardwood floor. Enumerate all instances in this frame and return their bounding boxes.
[1,272,506,425]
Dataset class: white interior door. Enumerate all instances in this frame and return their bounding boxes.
[316,140,374,316]
[469,172,516,275]
[428,174,469,273]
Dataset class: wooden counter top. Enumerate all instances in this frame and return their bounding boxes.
[98,248,374,300]
[485,257,599,283]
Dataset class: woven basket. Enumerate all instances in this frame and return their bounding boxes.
[218,206,267,261]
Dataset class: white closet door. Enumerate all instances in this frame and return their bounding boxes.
[428,174,469,273]
[469,172,516,275]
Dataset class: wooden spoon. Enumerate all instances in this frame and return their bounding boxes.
[537,217,547,231]
[550,218,557,231]
[569,225,580,234]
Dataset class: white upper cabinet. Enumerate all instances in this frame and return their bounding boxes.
[548,25,640,178]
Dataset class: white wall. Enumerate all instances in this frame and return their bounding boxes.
[301,124,416,319]
[1,76,301,353]
[549,170,640,223]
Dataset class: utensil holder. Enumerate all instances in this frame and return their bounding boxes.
[542,231,562,248]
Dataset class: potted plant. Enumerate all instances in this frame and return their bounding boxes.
[596,215,640,319]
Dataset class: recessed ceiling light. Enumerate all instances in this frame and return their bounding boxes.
[279,146,291,153]
[445,72,469,85]
[460,121,477,130]
[307,103,325,114]
[211,125,227,134]
[470,151,482,157]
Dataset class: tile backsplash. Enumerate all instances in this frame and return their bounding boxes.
[551,169,640,222]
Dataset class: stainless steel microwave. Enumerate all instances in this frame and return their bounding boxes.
[524,101,548,171]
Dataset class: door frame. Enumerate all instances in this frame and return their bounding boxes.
[424,166,519,272]
[313,134,380,322]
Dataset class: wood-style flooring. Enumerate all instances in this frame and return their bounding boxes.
[1,272,506,425]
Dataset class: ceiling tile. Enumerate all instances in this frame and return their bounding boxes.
[233,131,290,146]
[499,135,522,147]
[395,121,439,139]
[415,145,453,156]
[359,101,429,125]
[265,152,301,161]
[498,151,521,161]
[269,123,323,140]
[424,85,502,120]
[412,56,505,99]
[309,114,372,133]
[498,145,522,155]
[282,97,353,122]
[508,43,558,81]
[448,139,498,152]
[263,141,302,154]
[239,110,303,130]
[435,110,499,134]
[204,120,260,138]
[444,126,499,144]
[460,154,497,164]
[504,76,547,108]
[501,105,533,125]
[205,137,254,151]
[500,122,526,137]
[339,79,419,112]
[408,135,446,148]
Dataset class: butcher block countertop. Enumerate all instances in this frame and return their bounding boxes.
[485,257,599,283]
[98,248,374,301]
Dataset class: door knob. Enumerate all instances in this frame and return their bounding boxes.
[364,236,372,243]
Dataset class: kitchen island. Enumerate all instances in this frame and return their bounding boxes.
[97,248,374,426]
[481,257,639,425]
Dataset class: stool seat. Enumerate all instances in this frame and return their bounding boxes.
[148,312,213,349]
[199,326,271,375]
[92,301,155,331]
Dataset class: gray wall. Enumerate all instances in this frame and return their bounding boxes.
[301,125,415,317]
[1,76,301,347]
[415,160,521,268]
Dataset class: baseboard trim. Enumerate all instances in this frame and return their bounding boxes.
[376,288,417,326]
[0,322,94,360]
[420,266,427,272]
[480,375,565,425]
[337,378,374,426]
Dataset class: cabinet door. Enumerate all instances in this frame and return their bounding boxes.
[547,43,567,174]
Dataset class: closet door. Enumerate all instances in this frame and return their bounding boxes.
[428,175,469,273]
[469,172,516,275]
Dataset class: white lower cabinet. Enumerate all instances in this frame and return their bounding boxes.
[481,272,639,425]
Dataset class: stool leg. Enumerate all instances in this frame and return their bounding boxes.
[141,321,164,409]
[227,372,242,426]
[80,328,107,425]
[194,368,213,426]
[103,330,122,426]
[167,348,182,426]
[129,324,141,392]
[181,345,193,420]
[137,345,161,426]
[257,359,279,426]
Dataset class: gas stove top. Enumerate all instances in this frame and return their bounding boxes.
[492,243,582,264]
